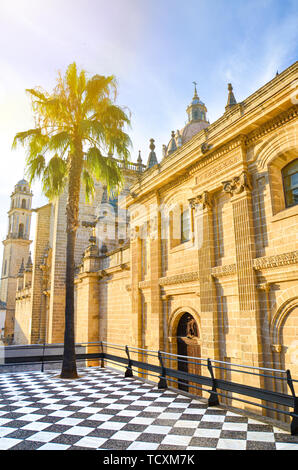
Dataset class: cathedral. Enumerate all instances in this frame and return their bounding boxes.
[1,61,298,411]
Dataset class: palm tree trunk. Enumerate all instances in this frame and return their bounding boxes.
[60,147,82,379]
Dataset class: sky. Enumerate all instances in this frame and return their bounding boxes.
[0,0,297,261]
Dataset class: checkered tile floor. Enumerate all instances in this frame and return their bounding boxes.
[0,367,297,450]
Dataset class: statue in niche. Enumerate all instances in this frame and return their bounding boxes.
[186,315,198,338]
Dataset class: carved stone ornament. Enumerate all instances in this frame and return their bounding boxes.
[271,344,282,353]
[222,170,252,195]
[189,191,213,210]
[201,142,211,154]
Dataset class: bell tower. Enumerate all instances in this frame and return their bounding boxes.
[0,179,33,342]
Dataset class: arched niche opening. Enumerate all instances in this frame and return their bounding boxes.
[176,312,201,395]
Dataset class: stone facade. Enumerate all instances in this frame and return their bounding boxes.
[2,61,298,420]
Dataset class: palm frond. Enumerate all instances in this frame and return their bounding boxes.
[42,155,67,199]
[82,169,95,202]
[85,147,122,195]
[12,128,41,149]
[25,154,46,185]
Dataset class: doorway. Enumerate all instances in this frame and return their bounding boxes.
[177,312,201,395]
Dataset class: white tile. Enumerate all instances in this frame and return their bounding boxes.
[201,414,226,422]
[174,420,199,428]
[0,427,15,437]
[22,422,52,431]
[87,414,114,422]
[74,436,107,448]
[55,417,84,426]
[276,443,298,450]
[222,422,248,431]
[247,432,275,442]
[97,421,127,430]
[217,439,246,450]
[127,441,159,450]
[111,431,142,441]
[161,434,192,446]
[183,408,205,414]
[27,431,60,442]
[159,412,182,420]
[18,414,45,422]
[117,410,141,417]
[79,407,102,414]
[143,425,172,435]
[194,428,221,438]
[64,426,93,436]
[0,419,10,426]
[145,406,167,413]
[188,446,216,450]
[37,443,70,450]
[129,417,155,425]
[49,410,74,418]
[14,407,39,414]
[0,438,21,450]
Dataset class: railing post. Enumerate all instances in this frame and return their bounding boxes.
[158,351,167,389]
[125,346,133,377]
[286,369,298,435]
[100,342,105,368]
[207,358,219,407]
[41,343,45,373]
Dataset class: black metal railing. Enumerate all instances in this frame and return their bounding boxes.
[0,341,297,435]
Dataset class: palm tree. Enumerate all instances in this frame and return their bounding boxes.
[13,62,131,378]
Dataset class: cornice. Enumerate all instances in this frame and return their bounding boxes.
[253,250,298,270]
[159,271,199,286]
[211,264,237,278]
[245,104,298,145]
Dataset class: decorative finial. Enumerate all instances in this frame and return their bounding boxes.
[146,138,158,169]
[137,150,142,164]
[18,259,25,275]
[225,83,237,111]
[193,81,198,97]
[25,252,33,271]
[276,70,279,76]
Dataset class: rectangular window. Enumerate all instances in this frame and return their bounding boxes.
[181,209,190,243]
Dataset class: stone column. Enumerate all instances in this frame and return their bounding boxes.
[223,171,263,382]
[148,197,163,352]
[75,241,100,366]
[130,225,142,349]
[190,191,220,361]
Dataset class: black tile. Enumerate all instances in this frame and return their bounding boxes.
[136,433,164,443]
[10,440,44,450]
[225,415,248,423]
[170,427,196,436]
[4,429,36,439]
[198,421,222,429]
[220,430,247,440]
[99,439,131,450]
[121,423,147,432]
[158,444,187,450]
[109,416,132,423]
[51,434,82,445]
[152,419,177,427]
[246,441,276,450]
[189,437,218,448]
[274,433,298,443]
[88,428,117,439]
[247,424,273,433]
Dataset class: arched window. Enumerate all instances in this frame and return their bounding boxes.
[282,159,298,208]
[21,199,26,209]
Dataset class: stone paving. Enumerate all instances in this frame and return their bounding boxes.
[0,367,297,450]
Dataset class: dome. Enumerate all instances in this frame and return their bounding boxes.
[181,120,209,143]
[17,179,29,186]
[163,84,209,158]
